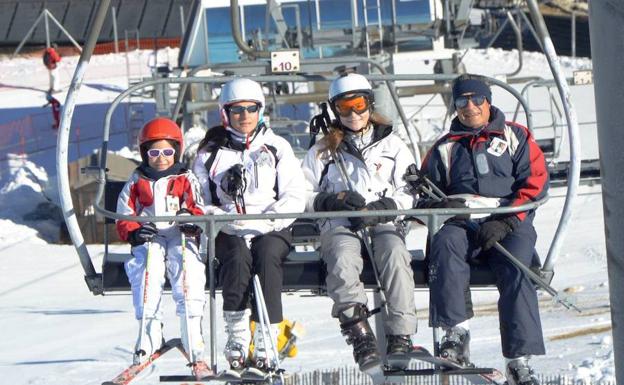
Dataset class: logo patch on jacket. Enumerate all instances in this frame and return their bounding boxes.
[252,147,274,167]
[487,137,508,157]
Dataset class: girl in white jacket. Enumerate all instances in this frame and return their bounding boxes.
[302,74,418,372]
[192,79,306,373]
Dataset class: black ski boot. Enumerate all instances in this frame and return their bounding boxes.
[439,326,472,366]
[506,357,540,385]
[386,335,413,355]
[339,304,381,372]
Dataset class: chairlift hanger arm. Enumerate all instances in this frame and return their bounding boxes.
[525,0,581,273]
[56,0,111,294]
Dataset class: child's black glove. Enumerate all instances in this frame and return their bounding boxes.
[176,209,202,237]
[129,222,158,246]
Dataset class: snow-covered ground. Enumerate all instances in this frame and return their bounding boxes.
[0,48,612,384]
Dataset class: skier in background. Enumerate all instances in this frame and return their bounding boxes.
[42,45,61,93]
[43,92,61,129]
[192,78,306,376]
[406,74,548,385]
[116,117,211,380]
[302,73,418,373]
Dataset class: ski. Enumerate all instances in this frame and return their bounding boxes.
[385,346,506,385]
[102,338,182,385]
[160,367,282,383]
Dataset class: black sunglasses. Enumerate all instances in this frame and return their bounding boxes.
[228,104,260,114]
[454,95,487,109]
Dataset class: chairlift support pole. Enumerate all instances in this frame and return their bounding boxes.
[56,0,111,294]
[231,0,271,58]
[179,5,186,36]
[44,9,51,48]
[45,9,83,52]
[589,0,624,382]
[12,9,82,57]
[350,0,359,50]
[112,6,119,53]
[12,12,46,57]
[505,11,523,77]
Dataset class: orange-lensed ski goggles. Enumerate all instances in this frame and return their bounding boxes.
[333,94,371,117]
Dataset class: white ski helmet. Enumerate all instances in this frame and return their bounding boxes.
[328,73,373,103]
[219,78,266,126]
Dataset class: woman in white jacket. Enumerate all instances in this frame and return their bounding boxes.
[192,78,305,373]
[302,74,418,372]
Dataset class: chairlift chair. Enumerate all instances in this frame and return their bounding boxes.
[59,67,568,378]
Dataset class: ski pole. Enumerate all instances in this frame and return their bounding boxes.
[180,232,196,363]
[253,275,283,383]
[405,166,581,313]
[490,241,580,312]
[332,150,389,315]
[136,240,152,362]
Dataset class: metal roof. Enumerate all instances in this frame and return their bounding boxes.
[0,0,195,46]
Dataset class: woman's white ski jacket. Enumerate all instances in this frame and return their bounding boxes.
[302,124,416,231]
[193,125,306,238]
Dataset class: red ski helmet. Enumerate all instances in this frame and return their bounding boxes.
[138,117,184,162]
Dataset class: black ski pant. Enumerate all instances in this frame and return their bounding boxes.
[215,229,292,323]
[428,218,546,359]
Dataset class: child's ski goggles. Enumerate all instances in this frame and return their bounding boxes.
[147,148,176,158]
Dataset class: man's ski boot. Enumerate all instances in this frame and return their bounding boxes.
[133,318,165,365]
[339,304,382,372]
[439,326,472,366]
[223,310,252,375]
[506,356,540,385]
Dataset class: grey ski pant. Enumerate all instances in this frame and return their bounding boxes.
[320,224,418,335]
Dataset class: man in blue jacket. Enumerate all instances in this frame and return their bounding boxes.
[408,74,548,385]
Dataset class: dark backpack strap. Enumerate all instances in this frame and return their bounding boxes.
[265,144,280,199]
[309,102,332,149]
[203,147,222,207]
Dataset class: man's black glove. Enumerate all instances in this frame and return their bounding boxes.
[403,163,426,194]
[313,191,366,212]
[349,197,398,231]
[129,222,158,246]
[220,164,246,198]
[176,209,202,237]
[477,215,520,250]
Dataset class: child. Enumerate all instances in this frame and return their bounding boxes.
[116,117,210,379]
